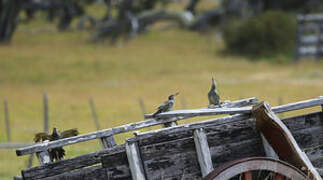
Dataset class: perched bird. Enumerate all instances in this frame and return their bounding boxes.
[208,77,221,107]
[34,127,79,161]
[152,92,179,118]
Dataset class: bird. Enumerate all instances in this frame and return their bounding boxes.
[152,92,179,118]
[208,77,221,107]
[34,127,79,162]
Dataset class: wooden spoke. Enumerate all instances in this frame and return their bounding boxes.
[274,174,283,180]
[243,172,252,180]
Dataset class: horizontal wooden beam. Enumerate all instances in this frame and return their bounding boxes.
[16,97,323,156]
[271,96,323,113]
[147,107,252,119]
[16,98,256,156]
[131,114,251,142]
[144,97,258,119]
[148,96,323,119]
[16,116,186,156]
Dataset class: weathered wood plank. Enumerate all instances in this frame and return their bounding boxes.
[209,97,258,108]
[26,111,321,180]
[22,145,126,180]
[36,151,51,165]
[17,97,322,156]
[126,141,146,180]
[133,111,323,147]
[42,165,108,180]
[271,96,323,113]
[136,133,264,179]
[100,136,117,149]
[132,114,251,144]
[252,102,322,180]
[16,116,185,156]
[193,128,213,177]
[145,98,258,119]
[316,167,323,176]
[147,106,252,119]
[146,96,323,119]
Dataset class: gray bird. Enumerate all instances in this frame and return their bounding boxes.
[208,78,221,107]
[152,92,179,117]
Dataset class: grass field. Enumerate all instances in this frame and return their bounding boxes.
[0,3,323,179]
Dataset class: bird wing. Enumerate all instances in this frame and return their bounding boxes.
[34,133,51,142]
[60,129,79,139]
[157,100,171,111]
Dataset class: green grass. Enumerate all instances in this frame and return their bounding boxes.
[0,3,323,179]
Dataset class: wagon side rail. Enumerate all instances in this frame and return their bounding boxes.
[16,96,323,166]
[120,96,323,179]
[15,97,258,164]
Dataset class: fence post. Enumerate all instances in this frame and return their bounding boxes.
[88,98,117,149]
[138,98,146,117]
[27,153,34,168]
[4,99,11,142]
[43,93,49,134]
[89,98,101,130]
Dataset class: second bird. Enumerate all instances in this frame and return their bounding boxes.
[208,77,221,107]
[152,92,179,118]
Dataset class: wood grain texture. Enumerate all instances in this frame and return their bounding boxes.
[16,97,323,156]
[252,102,322,180]
[193,128,213,177]
[22,145,125,180]
[126,141,146,180]
[100,136,117,149]
[36,151,51,165]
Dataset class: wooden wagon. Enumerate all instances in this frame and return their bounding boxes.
[15,97,323,179]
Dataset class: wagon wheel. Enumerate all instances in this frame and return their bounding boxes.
[203,157,306,180]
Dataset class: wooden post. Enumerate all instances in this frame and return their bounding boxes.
[0,0,22,43]
[193,128,213,177]
[138,98,146,117]
[4,99,11,142]
[36,142,51,165]
[126,141,146,180]
[100,136,116,149]
[27,153,34,168]
[43,93,49,134]
[89,98,101,130]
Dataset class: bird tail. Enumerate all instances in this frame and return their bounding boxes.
[152,109,163,118]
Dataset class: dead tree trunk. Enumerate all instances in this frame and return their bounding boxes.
[0,0,22,43]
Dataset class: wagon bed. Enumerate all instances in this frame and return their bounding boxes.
[15,97,323,180]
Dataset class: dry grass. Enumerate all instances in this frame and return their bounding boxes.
[0,3,323,179]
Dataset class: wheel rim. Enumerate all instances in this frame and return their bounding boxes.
[204,157,306,180]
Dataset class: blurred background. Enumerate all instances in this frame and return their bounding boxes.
[0,0,323,179]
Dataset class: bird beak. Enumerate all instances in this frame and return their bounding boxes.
[174,92,179,96]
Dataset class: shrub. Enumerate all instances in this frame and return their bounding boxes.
[222,11,297,58]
